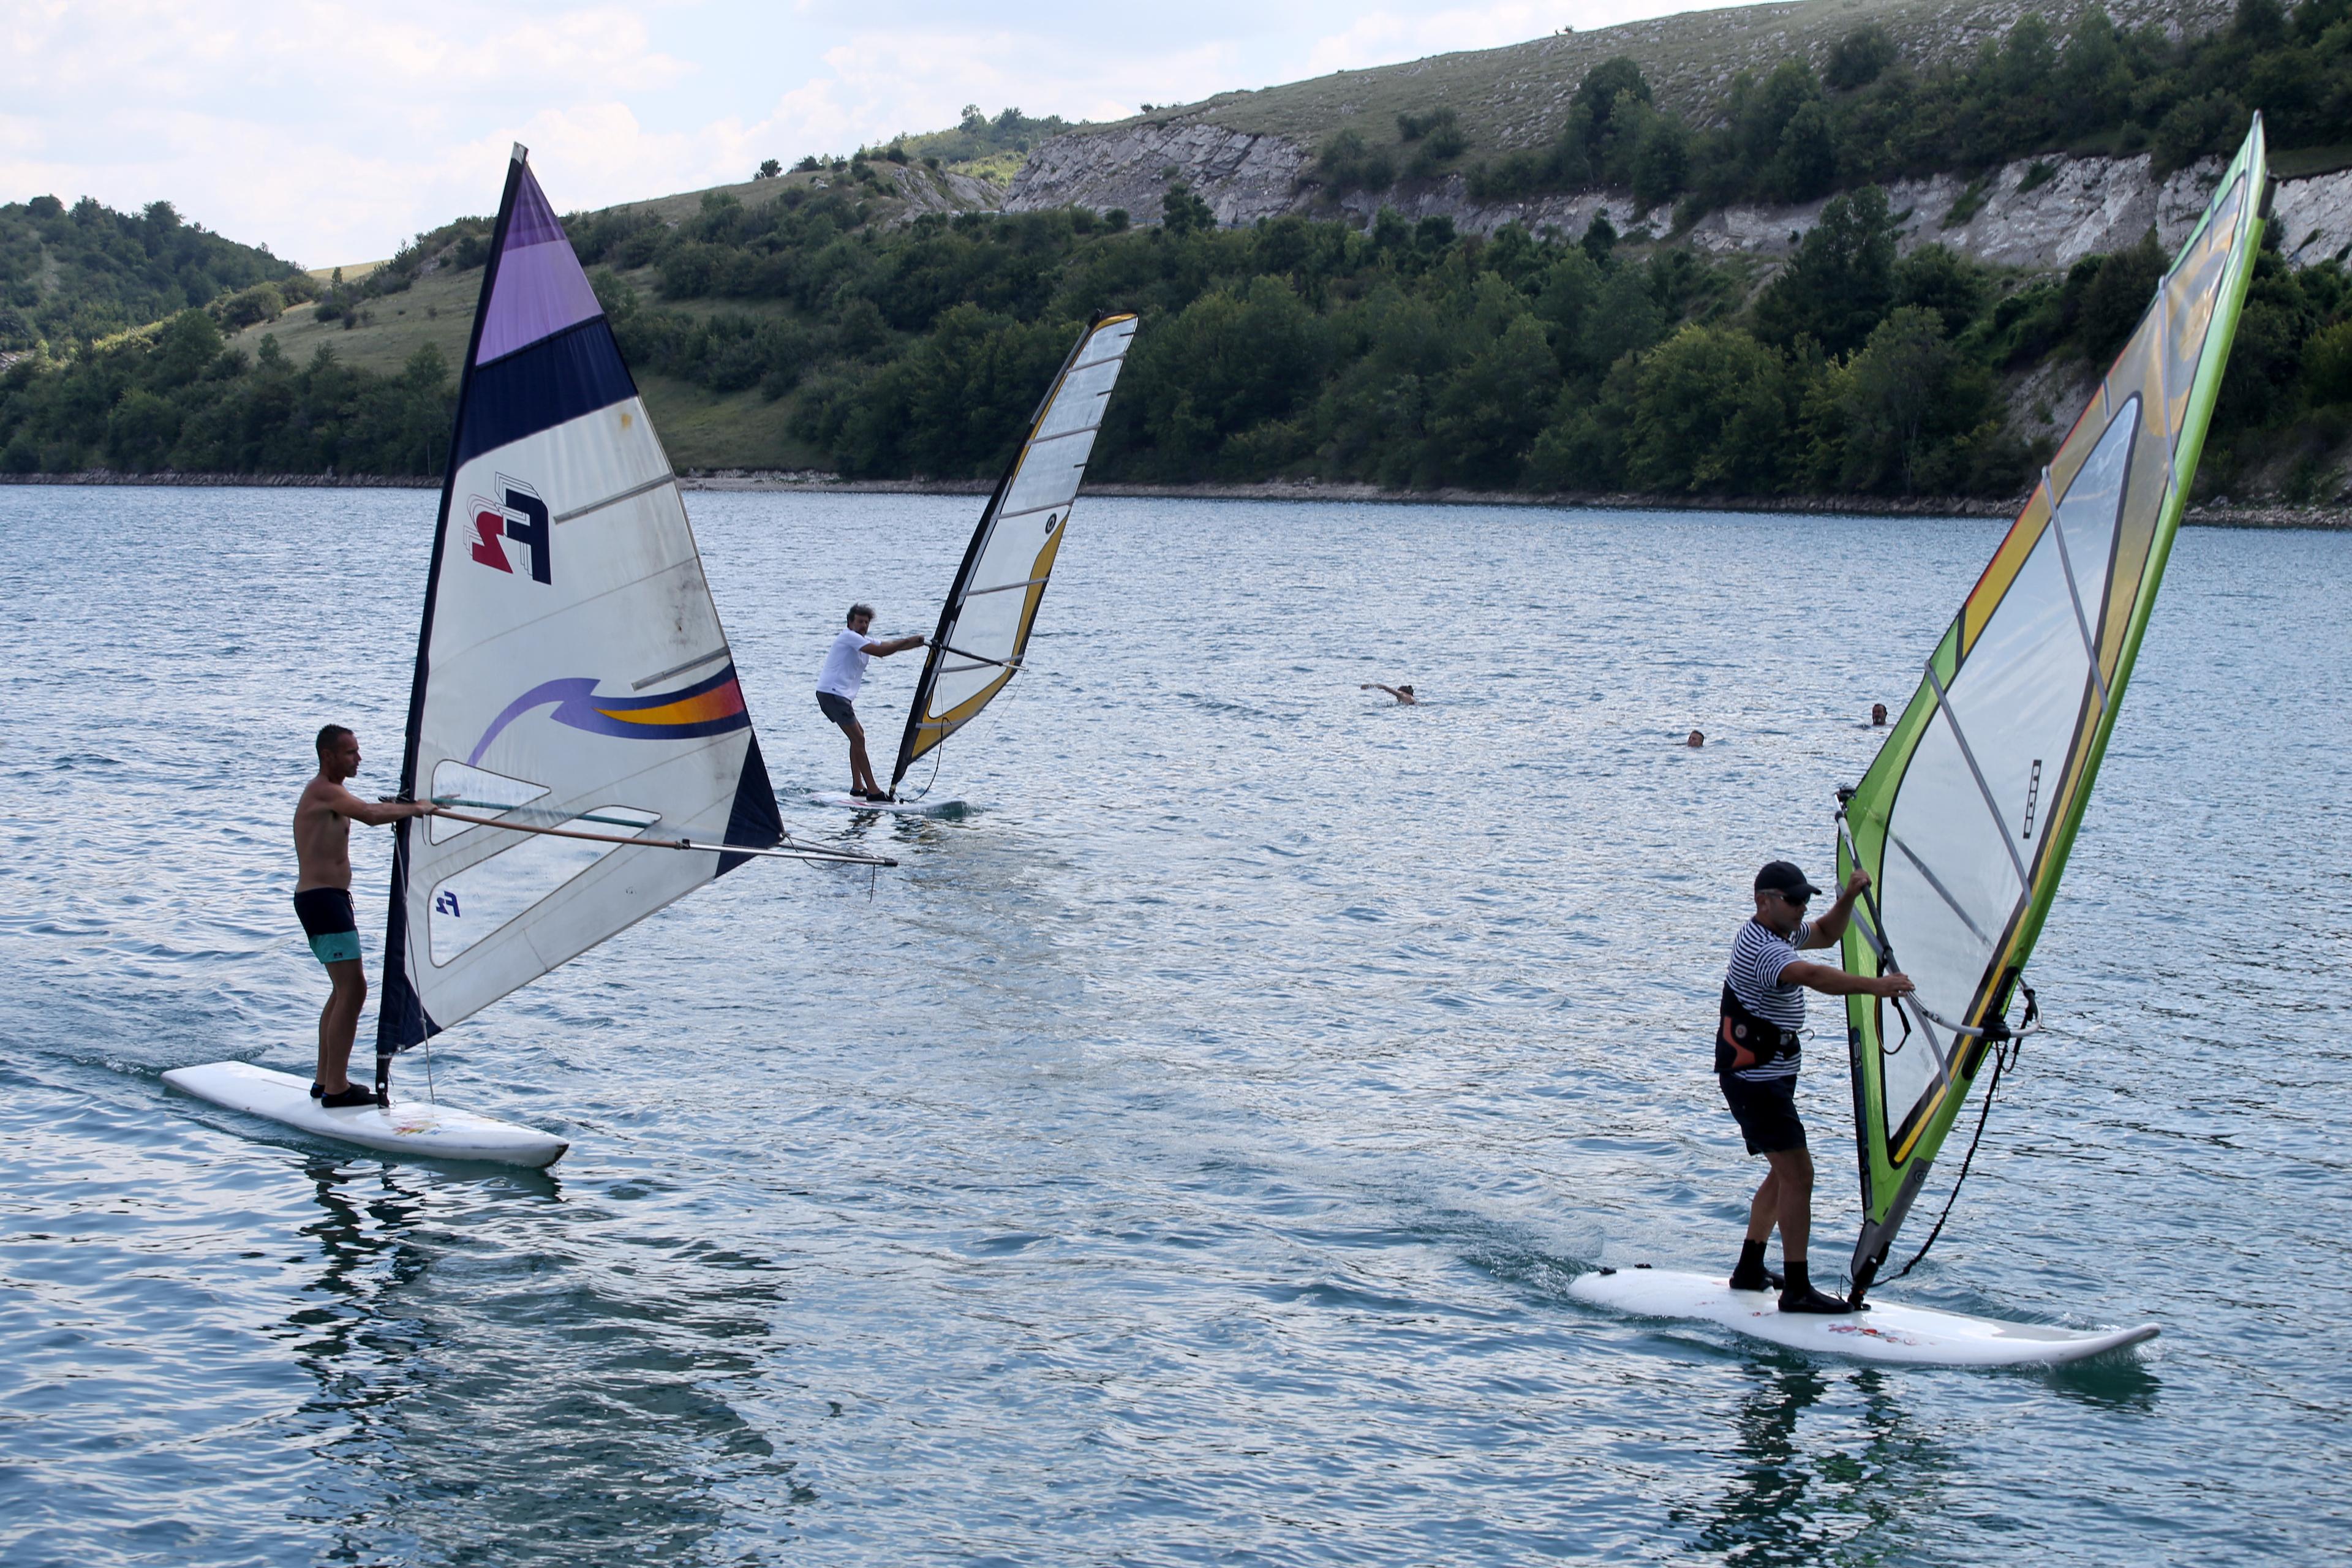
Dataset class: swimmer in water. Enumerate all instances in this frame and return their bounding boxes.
[1871,702,1888,726]
[1362,684,1416,705]
[1687,729,1705,747]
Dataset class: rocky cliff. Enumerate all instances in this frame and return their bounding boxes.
[1007,120,2352,276]
[999,0,2352,275]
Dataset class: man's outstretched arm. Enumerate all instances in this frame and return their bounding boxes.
[1782,959,1912,1000]
[320,783,429,827]
[862,635,927,657]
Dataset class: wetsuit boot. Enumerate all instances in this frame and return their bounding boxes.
[1777,1259,1850,1314]
[1728,1238,1783,1292]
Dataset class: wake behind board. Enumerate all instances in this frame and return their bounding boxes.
[809,791,966,816]
[1570,1267,2155,1368]
[164,1061,568,1169]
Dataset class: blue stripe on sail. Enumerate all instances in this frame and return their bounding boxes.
[453,317,635,467]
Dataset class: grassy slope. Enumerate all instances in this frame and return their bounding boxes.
[232,165,985,469]
[1101,0,2233,160]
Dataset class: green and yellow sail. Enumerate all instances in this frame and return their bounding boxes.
[1834,119,2269,1303]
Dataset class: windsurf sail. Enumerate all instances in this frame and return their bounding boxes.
[1834,119,2269,1304]
[375,146,880,1093]
[888,311,1138,791]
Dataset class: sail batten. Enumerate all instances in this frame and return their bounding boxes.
[1835,121,2267,1299]
[375,148,786,1069]
[889,311,1139,790]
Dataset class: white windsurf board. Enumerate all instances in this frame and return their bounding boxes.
[164,1060,568,1169]
[809,791,965,815]
[1569,1265,2155,1368]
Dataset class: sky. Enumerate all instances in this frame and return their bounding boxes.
[2,1,1771,267]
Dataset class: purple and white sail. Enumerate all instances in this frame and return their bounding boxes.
[375,145,792,1077]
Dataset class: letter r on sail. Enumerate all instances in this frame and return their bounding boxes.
[471,510,511,571]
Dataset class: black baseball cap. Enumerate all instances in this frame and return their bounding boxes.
[1754,860,1821,899]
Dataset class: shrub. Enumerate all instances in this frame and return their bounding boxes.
[1315,131,1396,196]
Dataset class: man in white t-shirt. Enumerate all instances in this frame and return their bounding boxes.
[816,602,925,799]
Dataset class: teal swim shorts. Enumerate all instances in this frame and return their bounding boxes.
[295,888,361,966]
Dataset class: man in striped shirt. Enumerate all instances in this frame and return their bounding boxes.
[1720,859,1913,1313]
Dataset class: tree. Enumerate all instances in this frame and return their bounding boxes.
[1162,184,1215,236]
[1580,211,1618,266]
[1893,244,1990,339]
[1751,186,1897,355]
[1575,264,1665,378]
[1838,307,1988,492]
[1316,131,1395,196]
[1825,26,1897,90]
[1626,325,1798,492]
[756,159,782,179]
[2073,230,2165,363]
[1574,56,1653,129]
[106,389,179,470]
[1428,315,1561,486]
[2307,319,2352,405]
[1771,99,1839,202]
[1631,115,1689,209]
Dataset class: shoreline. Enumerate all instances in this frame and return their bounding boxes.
[4,469,2344,530]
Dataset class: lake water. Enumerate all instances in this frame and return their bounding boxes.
[1,486,2346,1567]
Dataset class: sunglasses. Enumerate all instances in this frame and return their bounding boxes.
[1768,889,1813,906]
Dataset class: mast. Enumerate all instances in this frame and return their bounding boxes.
[374,145,528,1091]
[1835,119,2270,1306]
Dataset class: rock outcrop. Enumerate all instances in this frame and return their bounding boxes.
[1006,123,1311,227]
[1007,124,2352,274]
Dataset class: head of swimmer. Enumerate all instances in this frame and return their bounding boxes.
[316,723,360,782]
[1872,702,1888,726]
[1686,729,1704,747]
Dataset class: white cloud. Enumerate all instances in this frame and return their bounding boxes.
[4,0,1776,264]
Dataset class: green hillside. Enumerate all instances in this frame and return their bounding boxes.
[0,195,303,350]
[4,0,2349,503]
[202,160,997,467]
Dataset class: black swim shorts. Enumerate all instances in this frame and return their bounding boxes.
[1719,1073,1806,1156]
[816,691,858,729]
[294,888,361,967]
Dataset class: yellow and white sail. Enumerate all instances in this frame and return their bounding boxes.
[889,312,1138,791]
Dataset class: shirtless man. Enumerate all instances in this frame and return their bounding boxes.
[1361,683,1416,705]
[294,725,429,1106]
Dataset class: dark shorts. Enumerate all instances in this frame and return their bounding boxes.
[1720,1072,1807,1156]
[816,691,858,729]
[295,888,361,967]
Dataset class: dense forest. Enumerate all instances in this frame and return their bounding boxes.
[4,4,2351,499]
[0,197,303,350]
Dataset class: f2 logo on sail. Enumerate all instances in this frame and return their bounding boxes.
[469,475,551,584]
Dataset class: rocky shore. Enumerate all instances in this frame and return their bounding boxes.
[11,468,2343,529]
